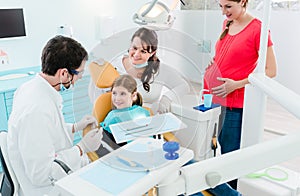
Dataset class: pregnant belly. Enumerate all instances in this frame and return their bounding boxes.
[204,65,224,91]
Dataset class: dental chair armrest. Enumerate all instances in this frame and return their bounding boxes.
[82,125,100,162]
[163,132,180,143]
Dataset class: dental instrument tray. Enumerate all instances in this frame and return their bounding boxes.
[110,112,186,144]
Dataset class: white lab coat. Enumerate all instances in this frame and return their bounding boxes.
[88,55,191,112]
[7,74,89,196]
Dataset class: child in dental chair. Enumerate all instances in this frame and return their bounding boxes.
[99,74,150,149]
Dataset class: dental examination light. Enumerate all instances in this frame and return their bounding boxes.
[133,0,185,30]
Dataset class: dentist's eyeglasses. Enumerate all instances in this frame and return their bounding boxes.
[70,69,85,76]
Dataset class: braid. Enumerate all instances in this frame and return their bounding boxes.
[133,92,143,106]
[219,20,233,40]
[141,54,160,92]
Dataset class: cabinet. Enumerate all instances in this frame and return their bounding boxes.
[0,66,93,143]
[1,66,40,130]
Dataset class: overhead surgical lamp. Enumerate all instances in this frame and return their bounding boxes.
[133,0,185,30]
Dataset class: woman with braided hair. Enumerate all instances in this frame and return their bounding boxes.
[203,0,277,191]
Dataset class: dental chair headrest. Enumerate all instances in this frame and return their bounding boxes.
[89,59,120,88]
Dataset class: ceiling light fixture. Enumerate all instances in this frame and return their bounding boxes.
[133,0,185,30]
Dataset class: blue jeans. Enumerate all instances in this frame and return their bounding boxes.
[183,183,241,196]
[206,183,242,196]
[217,107,243,189]
[218,107,243,154]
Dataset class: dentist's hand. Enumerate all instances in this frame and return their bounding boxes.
[74,115,98,132]
[77,128,103,153]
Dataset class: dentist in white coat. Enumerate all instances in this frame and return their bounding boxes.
[7,35,103,196]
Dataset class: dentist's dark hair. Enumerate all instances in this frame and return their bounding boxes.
[41,35,88,76]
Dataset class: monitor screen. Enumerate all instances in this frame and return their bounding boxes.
[0,8,26,39]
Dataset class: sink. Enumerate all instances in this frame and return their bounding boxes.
[0,73,33,81]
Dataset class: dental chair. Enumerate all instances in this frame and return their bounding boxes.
[84,60,181,196]
[0,131,19,196]
[84,61,212,196]
[83,60,119,161]
[83,60,179,162]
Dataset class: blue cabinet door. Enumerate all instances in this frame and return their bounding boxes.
[0,94,7,131]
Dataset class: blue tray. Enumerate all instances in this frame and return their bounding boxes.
[193,103,221,112]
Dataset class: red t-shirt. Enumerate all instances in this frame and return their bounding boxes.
[204,18,273,108]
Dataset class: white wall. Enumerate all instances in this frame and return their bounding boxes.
[248,10,300,95]
[269,11,300,95]
[0,1,299,95]
[0,0,149,71]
